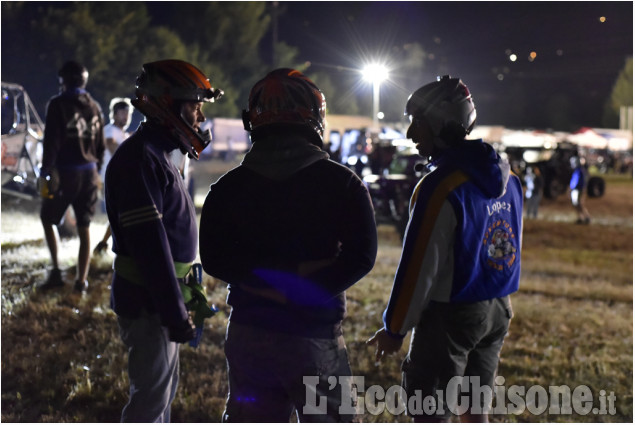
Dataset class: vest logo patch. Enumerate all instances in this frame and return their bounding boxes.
[483,218,517,271]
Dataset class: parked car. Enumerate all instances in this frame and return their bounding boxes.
[504,141,605,199]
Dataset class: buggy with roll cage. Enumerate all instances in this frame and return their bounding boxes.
[2,81,76,237]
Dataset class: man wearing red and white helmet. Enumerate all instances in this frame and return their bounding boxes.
[199,68,377,422]
[105,59,222,422]
[368,76,523,422]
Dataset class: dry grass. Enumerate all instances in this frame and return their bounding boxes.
[1,165,632,423]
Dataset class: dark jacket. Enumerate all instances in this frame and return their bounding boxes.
[42,89,105,172]
[199,135,377,338]
[105,123,197,328]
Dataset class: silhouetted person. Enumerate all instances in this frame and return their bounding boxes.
[524,165,543,219]
[570,156,591,224]
[106,60,223,422]
[199,69,377,422]
[94,97,133,254]
[368,76,523,422]
[39,60,105,293]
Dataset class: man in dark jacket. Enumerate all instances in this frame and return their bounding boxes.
[105,60,222,422]
[368,76,523,422]
[39,60,105,293]
[199,69,377,422]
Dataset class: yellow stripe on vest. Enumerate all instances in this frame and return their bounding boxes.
[389,170,469,335]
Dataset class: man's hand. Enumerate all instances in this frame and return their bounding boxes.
[366,328,404,363]
[168,317,196,343]
[38,169,60,199]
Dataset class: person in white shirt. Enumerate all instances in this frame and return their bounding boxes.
[94,98,133,254]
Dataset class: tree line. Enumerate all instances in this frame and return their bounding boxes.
[1,2,631,130]
[1,2,393,122]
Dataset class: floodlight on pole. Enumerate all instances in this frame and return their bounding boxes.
[362,64,388,128]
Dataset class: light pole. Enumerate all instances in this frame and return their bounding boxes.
[362,64,388,129]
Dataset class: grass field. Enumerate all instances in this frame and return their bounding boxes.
[1,160,632,423]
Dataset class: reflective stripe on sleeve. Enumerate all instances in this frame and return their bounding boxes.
[120,205,162,227]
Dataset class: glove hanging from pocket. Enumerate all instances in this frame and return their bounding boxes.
[180,263,219,347]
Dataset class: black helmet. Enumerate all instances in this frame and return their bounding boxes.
[58,61,89,89]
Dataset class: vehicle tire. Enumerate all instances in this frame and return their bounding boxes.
[544,176,567,199]
[587,176,605,198]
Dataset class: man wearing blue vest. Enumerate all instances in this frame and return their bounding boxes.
[368,76,523,422]
[105,60,222,422]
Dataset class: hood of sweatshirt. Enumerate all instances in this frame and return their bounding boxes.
[241,135,329,181]
[433,139,511,198]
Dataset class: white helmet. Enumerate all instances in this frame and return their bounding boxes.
[405,75,477,149]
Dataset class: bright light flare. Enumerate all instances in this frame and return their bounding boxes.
[362,64,389,83]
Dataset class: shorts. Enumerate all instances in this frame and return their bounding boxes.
[222,321,356,423]
[40,166,99,227]
[401,296,513,420]
[570,189,580,206]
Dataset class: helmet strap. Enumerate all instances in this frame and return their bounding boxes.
[132,97,211,159]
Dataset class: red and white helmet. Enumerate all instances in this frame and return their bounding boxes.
[132,59,223,159]
[405,75,477,148]
[242,68,326,147]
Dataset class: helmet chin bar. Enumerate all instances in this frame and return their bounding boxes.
[171,116,212,160]
[191,126,212,157]
[132,97,211,160]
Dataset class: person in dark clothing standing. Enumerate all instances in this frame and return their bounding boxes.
[39,60,105,293]
[368,76,523,422]
[524,165,543,219]
[199,68,377,422]
[105,60,223,422]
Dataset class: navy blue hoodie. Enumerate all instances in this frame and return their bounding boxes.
[105,123,196,328]
[199,135,377,338]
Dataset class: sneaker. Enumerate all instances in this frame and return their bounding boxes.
[93,241,109,255]
[74,280,89,293]
[40,268,64,290]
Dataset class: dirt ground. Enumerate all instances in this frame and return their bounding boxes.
[1,158,632,422]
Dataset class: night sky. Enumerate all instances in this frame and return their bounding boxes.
[264,1,633,129]
[4,2,630,131]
